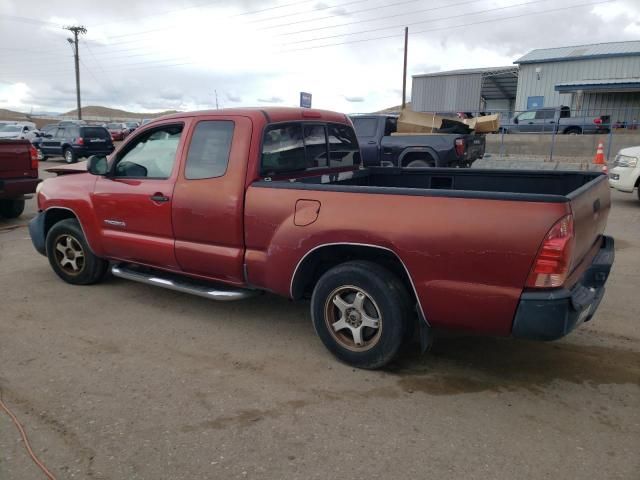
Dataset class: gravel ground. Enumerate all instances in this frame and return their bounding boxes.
[0,161,638,479]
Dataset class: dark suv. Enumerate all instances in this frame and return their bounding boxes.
[38,125,115,163]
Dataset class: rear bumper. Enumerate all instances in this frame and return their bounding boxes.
[512,235,614,341]
[28,211,47,256]
[0,177,41,199]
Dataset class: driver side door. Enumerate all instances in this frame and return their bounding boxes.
[91,121,187,269]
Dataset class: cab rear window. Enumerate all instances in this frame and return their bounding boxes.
[261,122,359,176]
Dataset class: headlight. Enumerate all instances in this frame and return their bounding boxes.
[35,178,47,194]
[613,155,638,168]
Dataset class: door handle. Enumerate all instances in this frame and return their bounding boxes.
[528,122,534,124]
[150,193,169,202]
[367,140,376,144]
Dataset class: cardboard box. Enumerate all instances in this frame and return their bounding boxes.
[463,114,500,133]
[397,109,443,133]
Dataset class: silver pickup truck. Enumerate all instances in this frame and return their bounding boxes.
[505,106,610,135]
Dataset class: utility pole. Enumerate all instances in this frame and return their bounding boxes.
[214,90,219,110]
[64,25,87,120]
[402,27,408,110]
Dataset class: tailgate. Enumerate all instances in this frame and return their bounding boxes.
[0,139,34,177]
[465,135,485,159]
[568,174,611,272]
[81,127,113,152]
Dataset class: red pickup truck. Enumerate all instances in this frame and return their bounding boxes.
[28,107,614,368]
[0,139,40,218]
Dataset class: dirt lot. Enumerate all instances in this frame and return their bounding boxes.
[1,162,638,479]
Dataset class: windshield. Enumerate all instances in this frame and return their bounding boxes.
[107,123,121,129]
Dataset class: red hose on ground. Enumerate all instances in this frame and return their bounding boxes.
[0,392,57,480]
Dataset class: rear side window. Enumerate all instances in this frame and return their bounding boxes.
[261,123,305,175]
[351,117,378,137]
[327,124,360,167]
[81,127,109,139]
[261,122,360,175]
[185,120,234,179]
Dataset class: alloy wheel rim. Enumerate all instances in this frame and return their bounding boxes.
[53,234,85,275]
[324,285,383,352]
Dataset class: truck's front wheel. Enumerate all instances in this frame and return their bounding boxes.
[46,219,109,285]
[311,261,411,369]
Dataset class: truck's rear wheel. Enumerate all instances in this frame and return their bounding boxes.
[46,219,108,285]
[406,159,435,168]
[311,261,410,369]
[0,199,25,219]
[564,127,582,135]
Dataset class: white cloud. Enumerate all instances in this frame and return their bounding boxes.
[0,0,638,114]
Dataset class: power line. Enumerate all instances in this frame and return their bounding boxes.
[283,0,615,52]
[2,0,615,80]
[257,0,423,31]
[282,0,555,42]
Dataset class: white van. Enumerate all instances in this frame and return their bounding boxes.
[609,146,640,202]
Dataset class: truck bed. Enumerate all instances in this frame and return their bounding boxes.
[265,167,606,201]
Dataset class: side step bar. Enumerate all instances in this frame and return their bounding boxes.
[111,264,259,301]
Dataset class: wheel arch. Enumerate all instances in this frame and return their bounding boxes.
[398,147,438,167]
[562,126,582,134]
[43,207,97,254]
[290,243,427,324]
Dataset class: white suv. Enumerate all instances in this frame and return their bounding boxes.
[609,146,640,201]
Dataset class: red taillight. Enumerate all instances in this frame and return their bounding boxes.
[526,215,574,288]
[75,137,84,145]
[593,118,602,125]
[455,138,465,157]
[29,145,39,170]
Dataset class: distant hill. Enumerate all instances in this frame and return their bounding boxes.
[63,105,179,120]
[0,108,31,121]
[375,102,411,114]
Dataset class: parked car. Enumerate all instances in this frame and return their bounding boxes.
[38,124,114,163]
[58,120,87,126]
[29,107,614,369]
[0,139,40,218]
[125,121,140,132]
[140,118,152,126]
[106,123,130,141]
[505,106,610,134]
[350,114,485,168]
[0,122,38,140]
[608,146,640,201]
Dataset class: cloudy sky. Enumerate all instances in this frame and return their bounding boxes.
[1,0,639,114]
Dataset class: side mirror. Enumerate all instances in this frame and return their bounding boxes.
[513,117,519,125]
[45,134,53,138]
[87,155,109,176]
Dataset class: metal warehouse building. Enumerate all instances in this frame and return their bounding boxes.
[411,66,518,114]
[514,41,640,124]
[410,41,640,124]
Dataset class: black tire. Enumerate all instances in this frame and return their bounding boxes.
[0,199,25,219]
[406,158,435,168]
[564,127,582,135]
[46,218,108,285]
[311,260,412,369]
[63,147,77,164]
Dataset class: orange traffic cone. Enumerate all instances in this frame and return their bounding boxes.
[593,141,605,165]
